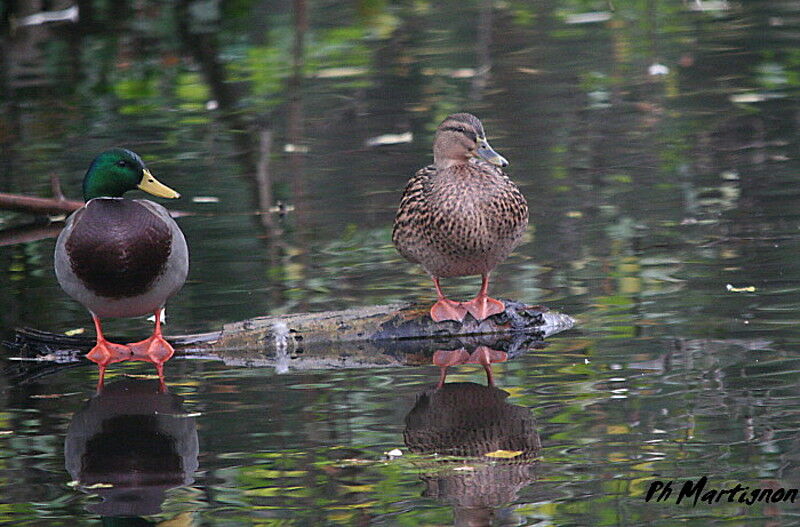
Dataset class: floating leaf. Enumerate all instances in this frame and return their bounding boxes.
[687,0,730,12]
[565,12,613,24]
[284,143,310,153]
[30,392,80,399]
[315,66,368,78]
[192,196,220,204]
[450,68,476,79]
[83,482,114,489]
[648,63,669,76]
[726,284,756,293]
[484,449,523,459]
[365,132,413,147]
[730,93,767,104]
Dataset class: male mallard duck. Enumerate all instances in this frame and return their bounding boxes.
[392,113,528,322]
[55,148,188,388]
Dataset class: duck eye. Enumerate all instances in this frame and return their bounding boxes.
[116,160,127,167]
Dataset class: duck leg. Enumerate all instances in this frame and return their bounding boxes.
[86,314,132,391]
[467,346,508,386]
[432,348,470,388]
[430,277,468,322]
[463,273,506,322]
[127,308,174,389]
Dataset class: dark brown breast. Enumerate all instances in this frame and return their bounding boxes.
[66,199,172,299]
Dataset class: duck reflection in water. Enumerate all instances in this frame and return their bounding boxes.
[404,382,540,526]
[432,345,508,388]
[64,379,198,518]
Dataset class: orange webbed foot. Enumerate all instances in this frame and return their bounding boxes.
[86,339,132,391]
[463,295,505,322]
[128,334,174,389]
[430,299,468,322]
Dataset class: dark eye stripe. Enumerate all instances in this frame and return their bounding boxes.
[440,126,477,142]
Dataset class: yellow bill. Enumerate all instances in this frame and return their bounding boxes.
[138,169,180,199]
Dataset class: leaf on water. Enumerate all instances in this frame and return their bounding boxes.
[730,93,767,104]
[315,66,368,78]
[156,511,195,527]
[687,0,730,12]
[726,284,756,293]
[192,196,220,203]
[30,392,80,399]
[83,482,114,489]
[64,328,85,336]
[516,67,541,75]
[365,132,413,147]
[157,411,203,418]
[606,425,629,435]
[450,68,476,79]
[284,143,310,153]
[564,12,613,24]
[648,63,669,76]
[484,450,523,459]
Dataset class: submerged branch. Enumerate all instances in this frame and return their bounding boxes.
[0,221,64,247]
[0,192,83,215]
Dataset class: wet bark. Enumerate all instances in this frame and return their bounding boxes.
[0,191,83,215]
[5,300,574,377]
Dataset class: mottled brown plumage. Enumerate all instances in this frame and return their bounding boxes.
[392,113,528,322]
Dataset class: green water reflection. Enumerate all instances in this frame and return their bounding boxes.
[2,0,800,525]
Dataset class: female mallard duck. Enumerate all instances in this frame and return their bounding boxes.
[55,148,188,388]
[393,113,528,323]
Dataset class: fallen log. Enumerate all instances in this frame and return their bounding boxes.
[190,300,573,368]
[4,300,574,383]
[0,221,65,247]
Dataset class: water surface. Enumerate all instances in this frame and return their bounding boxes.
[2,0,800,525]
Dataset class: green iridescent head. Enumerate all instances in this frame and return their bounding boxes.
[82,148,180,202]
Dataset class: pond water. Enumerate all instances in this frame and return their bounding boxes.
[2,0,800,525]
